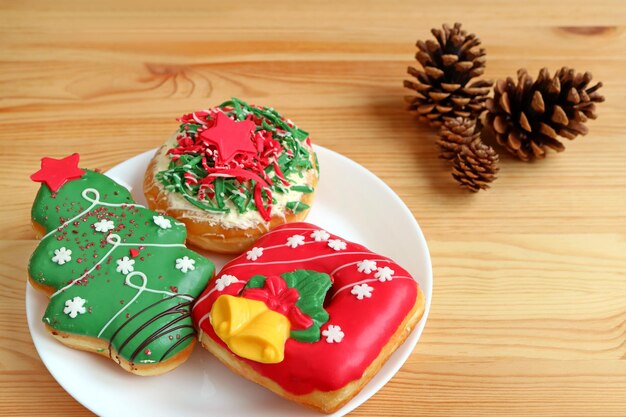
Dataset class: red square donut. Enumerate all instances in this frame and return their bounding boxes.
[192,222,426,413]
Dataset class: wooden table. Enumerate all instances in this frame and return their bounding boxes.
[1,0,625,415]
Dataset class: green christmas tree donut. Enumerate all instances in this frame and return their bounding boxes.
[28,154,214,375]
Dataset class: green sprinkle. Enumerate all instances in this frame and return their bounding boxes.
[214,177,225,209]
[286,201,310,213]
[290,185,314,193]
[184,195,228,213]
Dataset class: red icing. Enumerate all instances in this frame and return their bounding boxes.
[30,154,86,192]
[242,275,313,330]
[191,223,420,395]
[129,248,140,258]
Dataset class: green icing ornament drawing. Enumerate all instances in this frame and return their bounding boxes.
[28,154,214,375]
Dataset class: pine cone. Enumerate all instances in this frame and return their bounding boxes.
[404,23,493,127]
[437,117,481,160]
[452,139,500,192]
[485,67,604,161]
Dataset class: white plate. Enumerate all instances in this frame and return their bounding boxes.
[26,145,432,417]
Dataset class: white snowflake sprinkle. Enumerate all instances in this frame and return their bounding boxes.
[175,256,196,273]
[357,259,377,274]
[327,239,347,251]
[375,266,395,282]
[286,234,305,248]
[215,274,239,291]
[63,296,86,318]
[51,247,72,265]
[351,284,374,300]
[93,219,114,233]
[116,256,135,274]
[310,229,330,242]
[322,324,344,343]
[153,215,172,229]
[246,247,264,261]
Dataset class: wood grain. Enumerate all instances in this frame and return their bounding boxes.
[1,0,625,415]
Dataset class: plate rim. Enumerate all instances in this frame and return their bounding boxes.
[25,144,432,417]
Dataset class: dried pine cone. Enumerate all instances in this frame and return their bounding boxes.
[452,139,500,192]
[485,67,604,161]
[437,117,481,160]
[404,23,493,127]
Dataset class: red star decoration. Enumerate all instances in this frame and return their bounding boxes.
[198,112,257,163]
[30,153,85,192]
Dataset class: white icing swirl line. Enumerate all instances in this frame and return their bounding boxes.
[219,251,377,274]
[97,271,191,338]
[50,233,185,298]
[192,278,245,314]
[50,234,122,297]
[42,188,145,240]
[331,276,415,300]
[329,259,391,277]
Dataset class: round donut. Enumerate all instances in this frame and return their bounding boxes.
[144,98,318,254]
[192,222,426,413]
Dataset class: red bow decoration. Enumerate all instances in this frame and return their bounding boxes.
[242,275,313,330]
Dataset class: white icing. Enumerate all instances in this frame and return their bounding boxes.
[93,219,114,233]
[215,274,239,291]
[310,229,330,242]
[151,133,317,229]
[153,215,172,229]
[374,266,394,282]
[116,256,135,275]
[285,234,305,248]
[351,283,373,300]
[52,247,72,265]
[63,296,86,318]
[327,239,347,251]
[357,260,377,274]
[175,256,195,273]
[246,247,264,261]
[322,324,344,343]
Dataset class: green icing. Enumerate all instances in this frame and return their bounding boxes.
[244,270,331,343]
[155,97,316,216]
[29,170,214,365]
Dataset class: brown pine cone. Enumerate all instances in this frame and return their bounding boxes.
[404,22,493,127]
[452,139,500,192]
[485,67,604,161]
[437,117,481,160]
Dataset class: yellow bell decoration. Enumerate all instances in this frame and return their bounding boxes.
[210,294,290,364]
